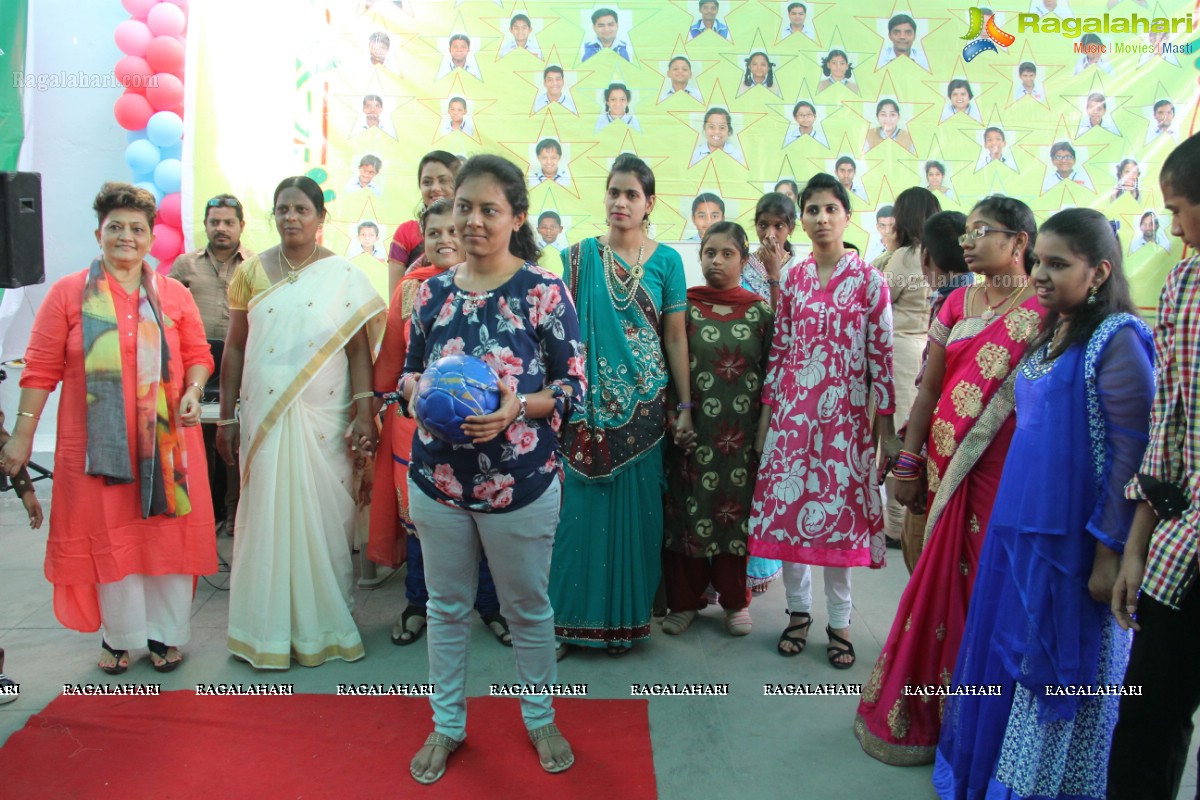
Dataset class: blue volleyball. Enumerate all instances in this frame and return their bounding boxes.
[414,355,501,444]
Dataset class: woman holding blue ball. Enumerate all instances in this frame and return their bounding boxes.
[399,154,586,784]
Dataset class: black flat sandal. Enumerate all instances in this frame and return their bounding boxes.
[99,640,129,675]
[777,611,813,657]
[825,625,856,670]
[147,639,183,673]
[392,605,427,646]
[480,613,513,647]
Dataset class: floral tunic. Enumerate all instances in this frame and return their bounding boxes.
[749,252,895,567]
[403,264,587,513]
[665,296,774,556]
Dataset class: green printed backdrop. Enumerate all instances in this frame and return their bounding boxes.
[190,0,1197,316]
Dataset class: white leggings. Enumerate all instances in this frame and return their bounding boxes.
[781,563,852,629]
[96,573,193,650]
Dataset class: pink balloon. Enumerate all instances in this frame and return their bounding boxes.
[146,3,186,37]
[146,73,184,111]
[158,193,182,228]
[151,224,183,261]
[165,0,188,7]
[121,0,159,19]
[114,91,155,131]
[145,36,184,76]
[114,55,153,95]
[115,19,153,57]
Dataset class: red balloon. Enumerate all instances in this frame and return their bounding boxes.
[156,256,176,276]
[151,223,184,261]
[146,73,184,112]
[114,91,155,131]
[114,55,153,95]
[114,19,153,57]
[158,193,183,228]
[145,36,185,77]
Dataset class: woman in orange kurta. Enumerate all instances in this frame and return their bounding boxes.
[370,197,508,646]
[2,183,215,673]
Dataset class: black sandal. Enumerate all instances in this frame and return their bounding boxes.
[777,611,812,657]
[480,613,513,647]
[99,640,129,675]
[147,639,183,673]
[606,643,631,658]
[825,625,856,670]
[392,606,427,646]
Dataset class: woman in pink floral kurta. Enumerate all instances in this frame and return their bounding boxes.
[750,173,896,668]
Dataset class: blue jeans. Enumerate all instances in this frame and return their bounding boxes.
[404,533,501,616]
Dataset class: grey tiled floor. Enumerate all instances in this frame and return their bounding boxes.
[0,473,1196,799]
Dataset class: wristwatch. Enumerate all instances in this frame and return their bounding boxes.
[515,392,528,423]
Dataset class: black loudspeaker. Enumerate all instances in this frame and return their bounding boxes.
[0,171,45,288]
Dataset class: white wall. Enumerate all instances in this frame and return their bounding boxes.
[4,1,131,449]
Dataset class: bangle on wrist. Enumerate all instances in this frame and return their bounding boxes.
[352,391,374,402]
[514,392,528,423]
[675,402,695,412]
[767,279,780,286]
[186,381,204,395]
[15,411,39,421]
[216,418,239,427]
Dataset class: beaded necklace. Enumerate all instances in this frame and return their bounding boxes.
[602,239,646,310]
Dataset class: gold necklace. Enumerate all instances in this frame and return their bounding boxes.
[280,244,318,283]
[979,282,1026,321]
[602,239,646,311]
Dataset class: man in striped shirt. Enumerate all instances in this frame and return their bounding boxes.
[1109,132,1200,800]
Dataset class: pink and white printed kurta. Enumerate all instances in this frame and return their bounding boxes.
[749,252,895,568]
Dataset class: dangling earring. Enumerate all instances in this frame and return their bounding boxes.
[641,216,650,233]
[1087,285,1098,304]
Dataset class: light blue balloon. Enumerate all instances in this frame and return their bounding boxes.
[154,158,182,194]
[145,111,184,148]
[135,180,163,204]
[131,170,155,184]
[125,139,162,175]
[160,142,183,160]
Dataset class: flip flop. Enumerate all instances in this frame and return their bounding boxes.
[480,613,513,647]
[147,639,183,673]
[392,606,427,646]
[99,640,129,675]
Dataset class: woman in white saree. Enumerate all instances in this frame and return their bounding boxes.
[218,176,385,668]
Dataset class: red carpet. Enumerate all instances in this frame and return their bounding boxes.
[0,693,656,799]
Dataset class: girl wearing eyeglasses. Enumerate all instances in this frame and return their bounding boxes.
[855,196,1048,765]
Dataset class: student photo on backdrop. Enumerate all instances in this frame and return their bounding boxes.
[352,94,397,138]
[784,100,828,147]
[437,32,483,80]
[781,2,814,39]
[1129,210,1171,253]
[660,55,703,102]
[941,79,981,122]
[533,65,578,115]
[817,49,859,94]
[1013,61,1044,102]
[350,220,387,260]
[1111,158,1141,203]
[1041,141,1093,193]
[738,51,782,97]
[924,159,954,199]
[536,210,569,250]
[529,138,570,188]
[691,107,745,165]
[688,0,730,39]
[367,30,398,71]
[687,192,726,240]
[1146,98,1177,144]
[581,7,633,62]
[978,126,1015,170]
[499,13,541,58]
[438,96,474,137]
[878,13,928,70]
[1078,92,1121,137]
[864,98,916,154]
[595,82,641,131]
[345,154,383,196]
[834,154,867,201]
[1075,33,1113,74]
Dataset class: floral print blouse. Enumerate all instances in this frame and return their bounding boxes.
[403,263,587,512]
